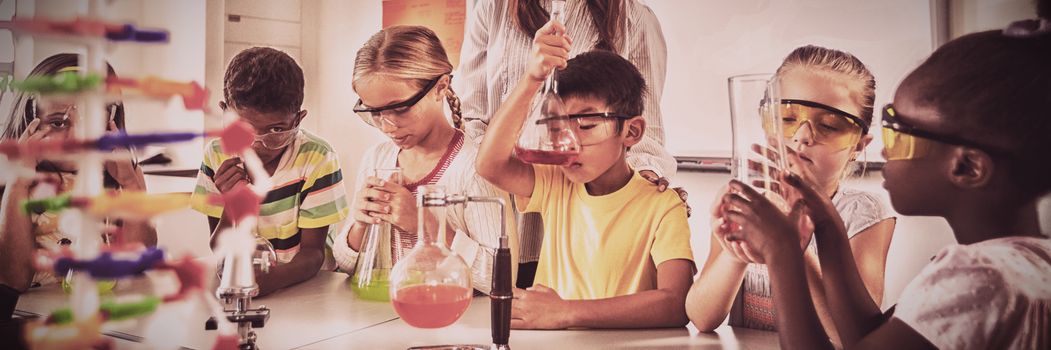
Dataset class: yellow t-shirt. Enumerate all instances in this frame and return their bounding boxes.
[521,165,694,300]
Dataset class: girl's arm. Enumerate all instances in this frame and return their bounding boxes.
[685,232,748,331]
[0,182,39,292]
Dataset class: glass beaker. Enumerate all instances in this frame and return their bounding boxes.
[389,185,472,328]
[728,74,789,206]
[513,0,580,166]
[350,168,402,301]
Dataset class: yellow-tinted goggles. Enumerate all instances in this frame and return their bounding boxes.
[763,99,868,150]
[881,104,1005,161]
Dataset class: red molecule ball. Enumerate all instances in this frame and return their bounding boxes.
[219,121,255,155]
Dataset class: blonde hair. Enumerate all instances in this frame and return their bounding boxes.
[776,45,876,176]
[775,45,876,127]
[352,25,463,130]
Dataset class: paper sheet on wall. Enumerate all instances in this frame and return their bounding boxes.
[382,0,466,68]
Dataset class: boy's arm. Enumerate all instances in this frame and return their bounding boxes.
[475,75,542,198]
[512,259,693,329]
[476,20,569,198]
[255,227,326,296]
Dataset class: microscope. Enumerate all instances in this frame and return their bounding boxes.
[205,231,274,350]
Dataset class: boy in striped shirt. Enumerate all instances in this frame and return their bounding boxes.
[192,47,349,296]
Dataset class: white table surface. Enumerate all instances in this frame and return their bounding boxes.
[305,297,780,350]
[17,271,779,349]
[16,271,399,349]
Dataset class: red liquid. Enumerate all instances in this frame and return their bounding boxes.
[392,284,472,328]
[514,147,579,165]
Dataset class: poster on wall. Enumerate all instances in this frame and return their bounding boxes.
[382,0,466,68]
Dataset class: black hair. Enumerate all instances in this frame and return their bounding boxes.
[899,28,1051,198]
[557,50,647,123]
[223,47,304,115]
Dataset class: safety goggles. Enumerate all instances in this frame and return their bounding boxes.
[31,100,122,133]
[253,128,299,150]
[353,75,443,128]
[537,112,632,146]
[881,104,1006,160]
[763,99,868,150]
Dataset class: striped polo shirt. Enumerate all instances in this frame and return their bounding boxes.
[191,129,349,263]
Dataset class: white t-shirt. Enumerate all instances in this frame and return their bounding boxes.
[732,187,896,330]
[331,133,519,294]
[895,236,1051,349]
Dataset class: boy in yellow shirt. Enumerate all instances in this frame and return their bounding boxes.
[476,20,694,329]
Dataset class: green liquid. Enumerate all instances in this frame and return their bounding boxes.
[350,269,391,301]
[61,278,117,294]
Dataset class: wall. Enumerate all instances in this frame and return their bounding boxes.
[644,0,934,160]
[314,0,385,196]
[950,0,1038,38]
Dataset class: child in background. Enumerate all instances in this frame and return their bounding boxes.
[717,10,1051,349]
[476,19,694,329]
[191,47,349,296]
[1,54,155,350]
[0,53,156,294]
[332,25,518,294]
[687,46,895,342]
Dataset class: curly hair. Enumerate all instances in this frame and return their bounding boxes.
[223,47,304,115]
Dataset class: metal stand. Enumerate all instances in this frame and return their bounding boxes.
[420,194,511,350]
[206,235,273,349]
[206,287,270,350]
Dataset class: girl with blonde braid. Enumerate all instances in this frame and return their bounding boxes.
[332,26,518,294]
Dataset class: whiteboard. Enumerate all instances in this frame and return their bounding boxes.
[645,0,934,160]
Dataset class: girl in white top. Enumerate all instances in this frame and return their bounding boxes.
[686,46,896,343]
[713,15,1051,349]
[457,0,677,274]
[332,26,518,294]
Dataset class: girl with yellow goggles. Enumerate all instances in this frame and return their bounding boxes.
[764,99,870,150]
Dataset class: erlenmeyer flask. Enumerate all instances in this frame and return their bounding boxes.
[729,74,789,208]
[351,168,402,301]
[61,225,115,294]
[389,185,472,329]
[514,0,580,166]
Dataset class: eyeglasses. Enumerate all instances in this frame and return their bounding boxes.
[254,128,299,150]
[763,99,868,150]
[537,112,632,146]
[216,102,304,150]
[353,75,444,128]
[881,104,1006,160]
